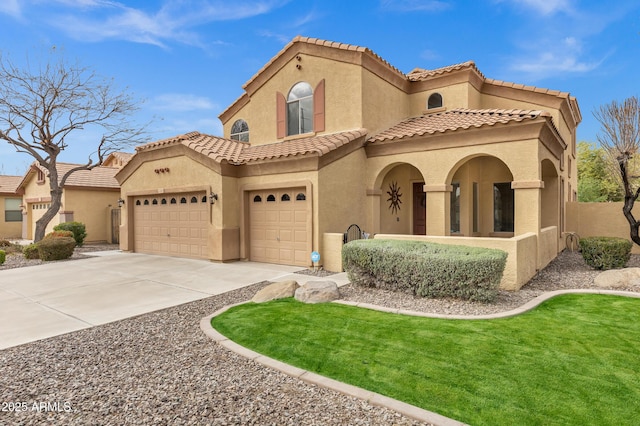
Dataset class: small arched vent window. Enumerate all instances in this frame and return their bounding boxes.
[253,195,262,202]
[180,197,187,204]
[190,196,198,203]
[161,198,167,205]
[428,93,443,109]
[135,200,141,206]
[170,198,177,204]
[152,199,158,205]
[267,194,276,202]
[296,193,306,201]
[281,194,291,201]
[144,200,149,205]
[202,196,207,203]
[230,119,249,142]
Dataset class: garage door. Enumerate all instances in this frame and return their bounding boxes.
[133,192,208,259]
[249,188,308,266]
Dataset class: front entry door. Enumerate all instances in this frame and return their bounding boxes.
[413,182,426,235]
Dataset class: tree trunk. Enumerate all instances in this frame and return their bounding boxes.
[33,164,64,242]
[619,155,640,246]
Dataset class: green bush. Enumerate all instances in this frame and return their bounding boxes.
[0,250,5,265]
[44,230,74,239]
[342,239,507,302]
[23,243,40,259]
[53,221,87,246]
[36,237,76,261]
[579,236,632,270]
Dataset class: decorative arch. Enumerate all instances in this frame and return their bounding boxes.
[541,159,559,229]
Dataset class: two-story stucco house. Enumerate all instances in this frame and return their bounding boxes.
[115,36,580,290]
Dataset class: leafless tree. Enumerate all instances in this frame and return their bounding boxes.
[0,49,148,241]
[594,96,640,245]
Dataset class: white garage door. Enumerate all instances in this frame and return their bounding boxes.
[249,188,309,266]
[133,192,208,259]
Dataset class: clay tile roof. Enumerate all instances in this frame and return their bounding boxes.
[407,61,484,81]
[137,129,368,165]
[484,77,569,98]
[54,163,120,189]
[367,109,549,143]
[0,175,22,194]
[239,129,368,163]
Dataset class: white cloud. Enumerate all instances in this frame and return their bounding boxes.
[151,94,217,112]
[0,0,22,17]
[380,0,451,12]
[496,0,573,16]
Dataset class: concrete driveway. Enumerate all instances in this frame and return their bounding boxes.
[0,251,348,350]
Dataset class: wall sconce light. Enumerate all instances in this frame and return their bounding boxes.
[209,192,218,205]
[117,198,125,207]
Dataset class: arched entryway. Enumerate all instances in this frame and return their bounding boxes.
[448,155,514,237]
[541,159,559,229]
[375,163,426,235]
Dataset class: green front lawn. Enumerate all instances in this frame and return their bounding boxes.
[211,294,640,425]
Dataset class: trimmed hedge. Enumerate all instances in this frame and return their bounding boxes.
[579,236,632,270]
[44,230,74,240]
[0,250,5,265]
[36,237,76,261]
[54,221,87,246]
[342,239,507,302]
[23,243,40,259]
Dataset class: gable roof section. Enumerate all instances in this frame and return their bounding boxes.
[367,109,552,143]
[0,175,22,195]
[20,163,120,190]
[407,61,485,81]
[136,129,368,165]
[103,152,134,168]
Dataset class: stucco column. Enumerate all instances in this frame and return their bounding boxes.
[366,188,382,235]
[21,210,28,240]
[512,180,543,236]
[424,184,452,236]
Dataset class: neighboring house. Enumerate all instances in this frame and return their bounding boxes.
[0,175,23,239]
[18,160,126,242]
[116,36,580,289]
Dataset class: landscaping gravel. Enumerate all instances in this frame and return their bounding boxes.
[1,248,638,425]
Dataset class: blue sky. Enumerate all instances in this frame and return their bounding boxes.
[0,0,639,174]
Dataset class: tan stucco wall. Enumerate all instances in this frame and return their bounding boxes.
[566,202,640,254]
[63,188,120,242]
[224,55,363,144]
[361,69,408,136]
[407,82,475,117]
[0,195,22,238]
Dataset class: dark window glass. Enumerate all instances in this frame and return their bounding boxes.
[253,195,262,202]
[281,194,291,201]
[170,198,177,204]
[136,200,141,206]
[144,200,149,205]
[493,182,514,232]
[161,198,167,205]
[296,193,306,201]
[428,93,443,109]
[180,197,187,204]
[152,199,158,205]
[267,194,276,202]
[190,196,197,203]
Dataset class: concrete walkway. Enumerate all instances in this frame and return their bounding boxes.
[0,251,349,349]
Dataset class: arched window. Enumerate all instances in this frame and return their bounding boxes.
[190,196,198,203]
[180,197,187,204]
[152,199,158,205]
[230,119,249,142]
[161,198,167,205]
[287,82,313,136]
[428,93,443,109]
[253,195,262,202]
[170,198,177,204]
[281,194,290,201]
[267,194,276,202]
[296,193,306,201]
[143,200,149,205]
[135,200,141,206]
[201,196,207,203]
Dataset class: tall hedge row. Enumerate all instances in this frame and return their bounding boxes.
[342,239,507,302]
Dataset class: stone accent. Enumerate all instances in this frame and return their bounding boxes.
[252,280,299,303]
[294,281,340,304]
[594,268,640,288]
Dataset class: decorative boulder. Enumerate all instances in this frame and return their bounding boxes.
[252,280,299,303]
[294,281,340,304]
[594,268,640,288]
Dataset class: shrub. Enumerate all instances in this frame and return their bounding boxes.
[23,243,40,259]
[0,239,11,247]
[53,222,87,246]
[36,237,76,261]
[579,236,632,270]
[342,239,507,302]
[0,250,5,265]
[44,230,74,239]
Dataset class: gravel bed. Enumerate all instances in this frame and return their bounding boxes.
[1,249,638,425]
[0,243,119,271]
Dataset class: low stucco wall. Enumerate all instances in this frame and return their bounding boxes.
[566,202,640,254]
[322,233,344,273]
[372,233,539,291]
[538,226,558,270]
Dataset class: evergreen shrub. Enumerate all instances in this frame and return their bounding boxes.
[0,250,5,265]
[23,244,40,260]
[37,237,76,261]
[579,236,632,270]
[342,239,507,303]
[54,222,87,246]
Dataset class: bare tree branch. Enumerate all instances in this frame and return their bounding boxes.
[0,49,149,241]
